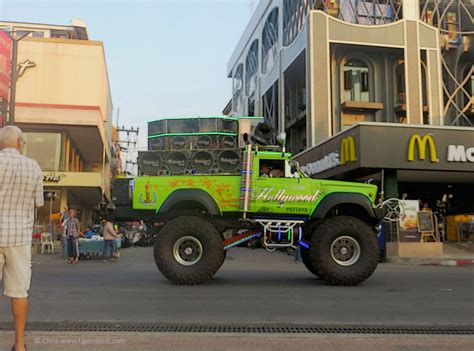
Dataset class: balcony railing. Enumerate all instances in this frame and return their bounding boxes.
[314,0,403,24]
[283,0,403,47]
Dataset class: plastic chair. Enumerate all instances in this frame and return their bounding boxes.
[41,232,54,254]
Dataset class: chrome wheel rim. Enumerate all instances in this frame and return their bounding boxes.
[173,236,203,266]
[330,236,361,266]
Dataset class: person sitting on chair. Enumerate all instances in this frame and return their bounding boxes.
[84,226,94,239]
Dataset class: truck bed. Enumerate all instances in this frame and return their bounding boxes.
[133,175,242,212]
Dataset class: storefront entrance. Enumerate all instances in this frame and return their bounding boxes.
[295,123,474,255]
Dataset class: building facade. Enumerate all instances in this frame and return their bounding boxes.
[227,0,474,239]
[0,20,114,232]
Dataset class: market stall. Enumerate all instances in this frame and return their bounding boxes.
[63,237,121,258]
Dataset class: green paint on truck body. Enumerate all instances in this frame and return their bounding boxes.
[132,150,378,217]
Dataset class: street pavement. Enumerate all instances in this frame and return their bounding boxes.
[1,246,471,325]
[0,247,473,350]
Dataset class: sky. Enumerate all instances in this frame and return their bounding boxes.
[0,0,256,156]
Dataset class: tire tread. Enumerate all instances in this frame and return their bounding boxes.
[154,216,224,285]
[309,216,378,286]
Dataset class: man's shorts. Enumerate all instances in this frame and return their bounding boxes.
[0,245,32,298]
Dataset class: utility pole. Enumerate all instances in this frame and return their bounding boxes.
[116,125,139,146]
[0,98,6,127]
[45,191,57,234]
[116,107,120,127]
[116,125,139,176]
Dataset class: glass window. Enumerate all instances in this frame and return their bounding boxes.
[343,59,370,102]
[462,65,473,110]
[283,0,311,46]
[24,132,62,171]
[232,64,243,113]
[248,95,255,117]
[245,40,259,96]
[15,30,33,37]
[421,63,428,111]
[262,8,279,75]
[395,62,406,104]
[394,61,428,108]
[51,30,70,39]
[259,159,285,178]
[63,135,86,172]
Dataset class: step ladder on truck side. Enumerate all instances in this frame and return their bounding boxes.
[236,142,306,252]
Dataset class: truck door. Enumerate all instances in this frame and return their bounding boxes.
[252,158,316,216]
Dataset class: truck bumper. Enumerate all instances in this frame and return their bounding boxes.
[373,207,385,220]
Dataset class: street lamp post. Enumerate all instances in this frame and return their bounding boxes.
[0,97,6,127]
[5,31,32,126]
[46,191,57,234]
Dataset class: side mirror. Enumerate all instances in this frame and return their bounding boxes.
[291,165,297,174]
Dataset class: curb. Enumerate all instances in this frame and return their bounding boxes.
[421,259,474,267]
[385,257,474,267]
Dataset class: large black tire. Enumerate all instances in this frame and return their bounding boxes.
[300,248,319,277]
[308,216,378,286]
[218,250,227,269]
[154,216,224,285]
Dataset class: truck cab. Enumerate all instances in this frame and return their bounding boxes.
[249,150,319,216]
[246,149,379,222]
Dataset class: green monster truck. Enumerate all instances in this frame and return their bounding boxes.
[114,141,384,286]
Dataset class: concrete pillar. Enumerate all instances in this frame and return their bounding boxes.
[279,56,286,134]
[426,49,444,125]
[383,169,399,199]
[404,20,423,125]
[307,12,332,147]
[403,0,420,21]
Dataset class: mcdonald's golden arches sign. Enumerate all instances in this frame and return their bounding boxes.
[340,136,357,165]
[407,134,439,163]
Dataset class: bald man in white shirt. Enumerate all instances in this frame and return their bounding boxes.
[0,125,44,351]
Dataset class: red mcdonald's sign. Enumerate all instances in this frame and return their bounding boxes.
[0,31,12,126]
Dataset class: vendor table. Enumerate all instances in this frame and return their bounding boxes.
[64,238,121,258]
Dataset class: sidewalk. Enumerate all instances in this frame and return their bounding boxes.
[386,243,474,267]
[0,331,472,351]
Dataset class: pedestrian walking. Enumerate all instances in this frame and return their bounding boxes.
[0,126,44,351]
[58,206,69,253]
[102,217,117,262]
[59,206,69,233]
[65,208,80,264]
